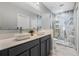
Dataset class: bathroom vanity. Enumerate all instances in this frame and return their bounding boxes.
[0,32,52,56]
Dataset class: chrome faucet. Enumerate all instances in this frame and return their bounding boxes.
[19,27,22,33]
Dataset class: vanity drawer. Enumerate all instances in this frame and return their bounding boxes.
[40,35,51,42]
[9,39,39,56]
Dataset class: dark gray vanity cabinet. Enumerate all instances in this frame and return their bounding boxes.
[0,49,8,56]
[47,36,52,55]
[30,44,40,56]
[9,39,39,56]
[0,34,52,56]
[19,51,29,56]
[47,39,51,55]
[40,41,47,56]
[40,35,51,56]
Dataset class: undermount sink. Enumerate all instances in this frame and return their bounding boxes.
[14,31,45,41]
[37,33,44,36]
[15,33,30,41]
[37,32,45,36]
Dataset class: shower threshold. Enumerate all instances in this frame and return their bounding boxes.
[55,39,75,48]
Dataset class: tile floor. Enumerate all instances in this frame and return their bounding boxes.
[51,43,77,56]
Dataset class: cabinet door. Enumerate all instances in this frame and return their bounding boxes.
[41,41,47,56]
[31,45,40,56]
[49,38,52,51]
[47,39,50,55]
[19,50,29,56]
[9,39,39,56]
[0,49,8,56]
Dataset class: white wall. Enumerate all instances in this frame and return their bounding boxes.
[73,2,79,55]
[77,3,79,55]
[73,3,77,51]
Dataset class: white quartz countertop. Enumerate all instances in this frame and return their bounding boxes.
[0,30,51,50]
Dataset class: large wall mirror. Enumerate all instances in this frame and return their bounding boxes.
[37,15,42,31]
[0,2,45,39]
[17,13,30,32]
[0,2,39,39]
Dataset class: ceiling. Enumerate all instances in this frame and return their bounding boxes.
[43,2,75,14]
[11,2,42,15]
[11,2,51,16]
